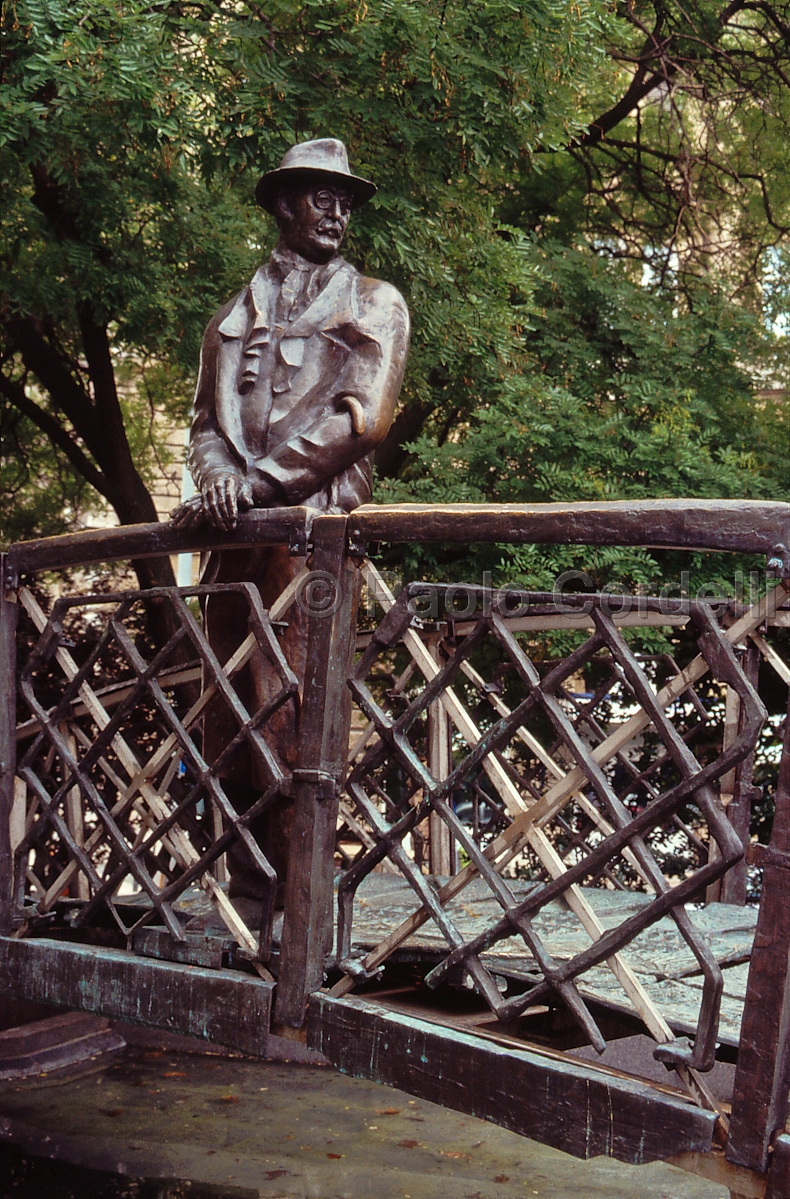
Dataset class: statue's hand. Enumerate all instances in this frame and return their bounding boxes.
[170,494,205,529]
[202,474,253,532]
[170,473,277,533]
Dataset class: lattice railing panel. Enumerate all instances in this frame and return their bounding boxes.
[334,573,784,1078]
[13,582,298,963]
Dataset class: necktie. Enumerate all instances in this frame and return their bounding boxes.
[239,267,310,395]
[279,267,307,320]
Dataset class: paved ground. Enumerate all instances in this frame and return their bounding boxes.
[0,1038,731,1199]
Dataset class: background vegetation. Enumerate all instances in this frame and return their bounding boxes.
[1,0,787,595]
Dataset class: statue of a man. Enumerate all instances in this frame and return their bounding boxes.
[173,139,409,910]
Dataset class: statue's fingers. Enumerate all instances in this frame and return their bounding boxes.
[171,500,201,529]
[203,484,224,529]
[214,482,236,530]
[207,480,235,531]
[223,478,239,525]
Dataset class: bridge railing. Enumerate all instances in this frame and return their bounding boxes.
[1,498,789,1179]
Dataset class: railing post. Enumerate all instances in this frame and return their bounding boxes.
[0,554,18,935]
[275,515,358,1028]
[726,688,790,1170]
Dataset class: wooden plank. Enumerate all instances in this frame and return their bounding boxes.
[0,1012,126,1081]
[0,935,273,1056]
[307,993,717,1165]
[720,644,760,905]
[0,555,18,935]
[727,697,790,1171]
[453,611,689,632]
[750,630,790,686]
[352,499,790,557]
[7,506,310,577]
[132,926,228,969]
[15,664,203,743]
[426,633,455,876]
[275,515,359,1027]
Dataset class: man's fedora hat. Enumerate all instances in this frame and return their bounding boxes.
[256,138,377,213]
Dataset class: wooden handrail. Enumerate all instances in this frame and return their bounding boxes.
[6,506,312,577]
[5,498,789,578]
[352,498,790,559]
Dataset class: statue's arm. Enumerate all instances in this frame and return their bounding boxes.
[188,318,243,489]
[252,282,410,505]
[173,310,259,531]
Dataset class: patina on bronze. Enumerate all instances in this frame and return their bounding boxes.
[172,138,410,907]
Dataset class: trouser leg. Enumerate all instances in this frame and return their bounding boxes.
[202,547,306,904]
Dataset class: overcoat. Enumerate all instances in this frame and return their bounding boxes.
[189,255,410,512]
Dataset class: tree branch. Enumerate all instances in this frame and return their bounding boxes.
[5,317,98,439]
[577,0,751,148]
[0,371,111,499]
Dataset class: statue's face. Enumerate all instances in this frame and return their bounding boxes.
[277,182,353,263]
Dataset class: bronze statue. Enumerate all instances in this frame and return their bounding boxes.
[172,139,409,911]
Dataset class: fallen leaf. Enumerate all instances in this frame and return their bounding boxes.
[262,1170,288,1181]
[377,1108,400,1115]
[102,1109,122,1119]
[220,1094,239,1104]
[495,1175,510,1184]
[397,1139,421,1149]
[163,1071,187,1078]
[442,1151,470,1160]
[327,1153,343,1159]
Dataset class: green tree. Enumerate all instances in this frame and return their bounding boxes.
[512,0,790,299]
[378,239,787,594]
[0,0,608,567]
[1,0,785,591]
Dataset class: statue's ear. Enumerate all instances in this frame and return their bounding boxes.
[274,190,295,223]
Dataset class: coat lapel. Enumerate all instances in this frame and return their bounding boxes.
[213,260,369,466]
[215,269,277,465]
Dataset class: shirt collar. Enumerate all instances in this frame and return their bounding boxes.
[269,243,337,281]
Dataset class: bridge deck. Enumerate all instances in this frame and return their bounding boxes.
[159,874,755,1053]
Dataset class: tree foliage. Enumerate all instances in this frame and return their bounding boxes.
[0,0,786,595]
[379,239,787,599]
[0,0,607,554]
[515,0,790,298]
